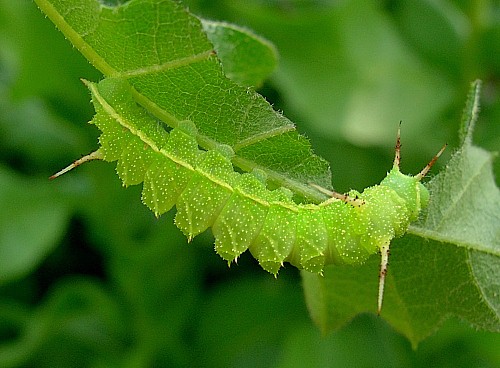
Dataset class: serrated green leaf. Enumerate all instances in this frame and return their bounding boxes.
[34,0,331,202]
[302,83,500,347]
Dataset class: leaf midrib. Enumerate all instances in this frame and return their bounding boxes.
[408,225,500,256]
[115,51,215,78]
[36,0,116,76]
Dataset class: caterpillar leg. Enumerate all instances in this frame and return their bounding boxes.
[378,242,390,315]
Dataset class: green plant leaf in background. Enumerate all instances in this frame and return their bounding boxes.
[194,0,456,148]
[201,19,279,88]
[0,168,70,284]
[0,0,93,288]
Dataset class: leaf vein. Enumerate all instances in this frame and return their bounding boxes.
[434,150,493,232]
[114,50,214,78]
[233,125,296,151]
[408,225,500,257]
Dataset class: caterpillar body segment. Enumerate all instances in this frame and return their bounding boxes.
[146,128,203,217]
[212,172,271,263]
[175,148,239,240]
[248,189,297,275]
[293,206,329,274]
[54,79,442,313]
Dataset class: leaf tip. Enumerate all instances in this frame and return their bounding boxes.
[459,80,482,145]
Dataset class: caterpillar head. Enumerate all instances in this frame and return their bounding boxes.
[380,169,429,224]
[380,133,446,223]
[375,127,446,314]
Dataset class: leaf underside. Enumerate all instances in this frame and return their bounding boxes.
[37,0,331,203]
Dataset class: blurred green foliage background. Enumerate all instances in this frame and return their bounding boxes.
[0,0,499,367]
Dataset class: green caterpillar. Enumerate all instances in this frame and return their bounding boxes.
[51,78,444,313]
